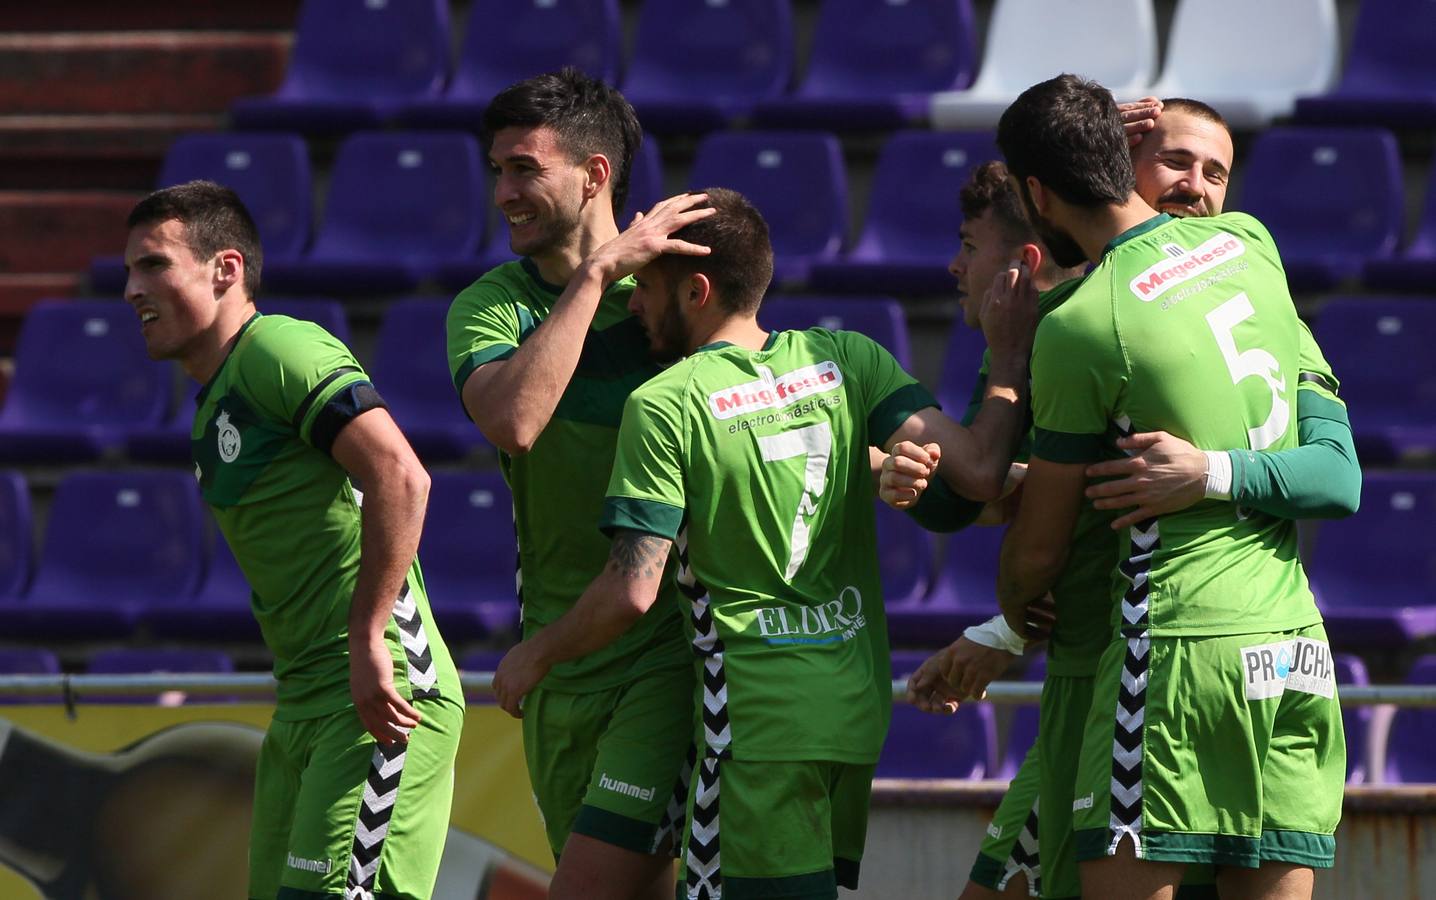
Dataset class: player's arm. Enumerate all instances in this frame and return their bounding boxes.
[459,194,715,454]
[996,455,1087,636]
[331,407,431,744]
[492,530,669,717]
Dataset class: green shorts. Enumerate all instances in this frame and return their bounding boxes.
[681,756,873,900]
[249,696,464,900]
[971,743,1041,897]
[523,663,695,860]
[1034,672,1094,899]
[1074,622,1344,869]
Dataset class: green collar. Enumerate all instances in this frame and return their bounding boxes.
[1101,213,1174,259]
[519,257,564,295]
[693,330,778,355]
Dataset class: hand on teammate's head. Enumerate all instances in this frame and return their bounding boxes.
[1119,96,1163,148]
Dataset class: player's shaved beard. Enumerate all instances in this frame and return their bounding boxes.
[508,200,582,259]
[646,289,690,363]
[1017,182,1089,269]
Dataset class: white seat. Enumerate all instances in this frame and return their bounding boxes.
[930,0,1158,129]
[1147,0,1338,128]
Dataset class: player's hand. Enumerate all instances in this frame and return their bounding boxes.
[979,261,1039,368]
[879,441,941,509]
[1084,431,1206,530]
[493,641,550,719]
[587,192,716,283]
[940,636,1016,703]
[349,638,422,745]
[904,650,964,715]
[1120,96,1162,147]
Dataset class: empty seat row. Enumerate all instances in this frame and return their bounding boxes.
[0,468,520,641]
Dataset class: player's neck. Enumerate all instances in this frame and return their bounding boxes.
[534,207,620,287]
[1074,194,1163,262]
[182,296,255,384]
[695,315,767,352]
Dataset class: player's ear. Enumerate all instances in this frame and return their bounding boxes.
[1025,176,1049,215]
[583,153,612,201]
[213,249,243,296]
[689,272,713,309]
[1018,242,1042,273]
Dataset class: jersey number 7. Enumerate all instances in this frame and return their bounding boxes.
[757,422,833,581]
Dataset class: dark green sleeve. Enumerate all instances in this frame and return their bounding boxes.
[1228,392,1361,519]
[902,472,986,532]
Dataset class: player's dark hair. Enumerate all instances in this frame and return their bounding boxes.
[127,179,263,298]
[960,161,1036,246]
[655,188,773,316]
[997,74,1135,208]
[481,67,642,218]
[1160,97,1230,135]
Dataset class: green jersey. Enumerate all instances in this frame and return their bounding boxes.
[600,328,936,764]
[193,313,460,720]
[1031,212,1321,637]
[446,260,688,691]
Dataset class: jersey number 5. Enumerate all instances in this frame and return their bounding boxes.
[1205,292,1290,451]
[757,422,833,581]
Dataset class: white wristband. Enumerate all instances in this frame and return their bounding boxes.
[1203,450,1233,500]
[963,614,1026,656]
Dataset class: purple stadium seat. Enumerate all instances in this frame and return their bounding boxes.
[0,301,170,463]
[144,524,263,641]
[401,0,620,128]
[936,320,991,430]
[1381,655,1436,783]
[230,0,449,132]
[1306,472,1436,646]
[881,650,997,779]
[810,130,998,295]
[88,648,236,705]
[0,648,61,705]
[622,134,665,225]
[0,471,31,602]
[623,0,792,134]
[753,0,976,130]
[1334,653,1370,784]
[875,501,935,611]
[996,653,1045,780]
[458,649,508,704]
[1237,128,1403,291]
[124,300,352,462]
[1294,0,1436,128]
[264,132,485,294]
[1364,160,1436,292]
[761,296,912,369]
[920,522,1007,637]
[1312,298,1436,462]
[0,471,204,639]
[419,469,519,639]
[89,133,312,293]
[372,297,490,461]
[688,132,846,288]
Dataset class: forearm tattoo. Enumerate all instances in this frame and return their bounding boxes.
[607,530,670,580]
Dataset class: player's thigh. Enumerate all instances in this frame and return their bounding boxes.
[249,719,308,900]
[522,683,614,859]
[280,699,463,900]
[1080,835,1183,900]
[572,664,696,857]
[970,742,1041,898]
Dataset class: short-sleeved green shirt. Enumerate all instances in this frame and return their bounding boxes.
[1030,212,1322,637]
[600,328,936,764]
[194,313,461,720]
[446,260,689,691]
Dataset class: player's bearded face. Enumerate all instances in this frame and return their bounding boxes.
[1017,181,1088,269]
[646,284,689,363]
[506,183,582,258]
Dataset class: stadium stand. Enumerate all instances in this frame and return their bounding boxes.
[145,524,262,641]
[2,470,204,640]
[809,130,999,296]
[263,131,486,294]
[372,297,491,462]
[935,317,991,431]
[623,0,792,134]
[0,648,60,705]
[1146,0,1338,128]
[760,295,912,368]
[996,653,1043,780]
[1306,471,1436,646]
[418,469,521,640]
[1381,655,1436,783]
[874,501,936,611]
[1294,0,1436,127]
[622,133,665,226]
[0,471,31,604]
[751,0,977,131]
[930,0,1157,129]
[1363,157,1436,292]
[881,651,997,779]
[0,301,169,463]
[1335,653,1372,784]
[688,130,847,288]
[1238,128,1404,292]
[1312,298,1436,462]
[399,0,621,129]
[88,132,313,293]
[229,0,449,132]
[88,647,237,705]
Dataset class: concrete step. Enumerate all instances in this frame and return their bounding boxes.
[0,191,143,275]
[0,31,289,116]
[0,114,222,190]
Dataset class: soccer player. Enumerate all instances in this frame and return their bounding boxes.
[444,69,706,900]
[994,75,1348,900]
[492,186,1036,899]
[123,181,464,900]
[893,98,1358,900]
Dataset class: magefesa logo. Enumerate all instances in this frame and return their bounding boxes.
[707,361,843,420]
[1128,233,1246,302]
